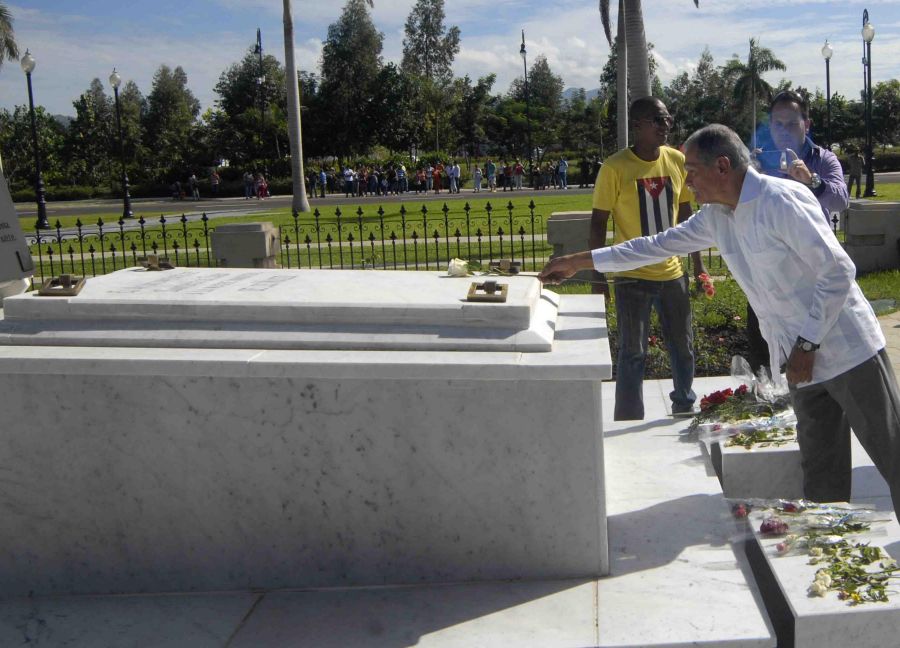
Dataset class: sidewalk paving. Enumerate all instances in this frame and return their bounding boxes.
[881,310,900,379]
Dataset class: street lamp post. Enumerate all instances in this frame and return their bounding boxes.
[821,40,833,149]
[109,69,133,219]
[20,50,50,230]
[520,31,533,188]
[862,11,876,197]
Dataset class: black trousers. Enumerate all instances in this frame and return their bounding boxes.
[791,349,900,510]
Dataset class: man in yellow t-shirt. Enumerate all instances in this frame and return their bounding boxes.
[590,96,707,420]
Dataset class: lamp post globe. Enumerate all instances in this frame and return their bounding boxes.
[109,68,133,219]
[21,49,50,230]
[20,49,35,74]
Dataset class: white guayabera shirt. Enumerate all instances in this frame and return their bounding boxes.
[591,167,885,386]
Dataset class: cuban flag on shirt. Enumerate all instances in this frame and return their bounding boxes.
[636,176,675,236]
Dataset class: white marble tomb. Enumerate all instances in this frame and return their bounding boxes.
[0,267,613,596]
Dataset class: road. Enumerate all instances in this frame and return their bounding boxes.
[14,187,595,223]
[14,170,900,225]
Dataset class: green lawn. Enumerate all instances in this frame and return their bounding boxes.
[24,191,596,232]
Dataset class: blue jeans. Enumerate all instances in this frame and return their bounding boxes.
[613,274,696,420]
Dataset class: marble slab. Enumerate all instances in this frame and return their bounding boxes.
[0,268,563,352]
[229,580,598,647]
[746,506,900,647]
[0,592,258,647]
[2,267,539,329]
[711,439,804,500]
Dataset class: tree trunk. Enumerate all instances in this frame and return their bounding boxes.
[283,0,310,213]
[616,0,628,150]
[624,0,650,99]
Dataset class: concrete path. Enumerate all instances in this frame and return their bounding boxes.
[881,310,900,379]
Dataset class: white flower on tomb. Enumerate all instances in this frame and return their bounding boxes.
[447,258,469,277]
[808,581,829,597]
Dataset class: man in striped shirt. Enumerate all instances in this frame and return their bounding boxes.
[588,96,707,420]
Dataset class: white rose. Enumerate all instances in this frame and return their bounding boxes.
[447,258,469,277]
[809,547,824,558]
[814,571,832,588]
[808,581,829,597]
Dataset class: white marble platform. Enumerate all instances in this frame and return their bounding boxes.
[711,439,804,500]
[0,376,780,647]
[746,506,900,647]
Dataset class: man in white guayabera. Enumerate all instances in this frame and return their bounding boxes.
[539,124,900,513]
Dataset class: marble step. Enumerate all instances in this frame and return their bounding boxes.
[745,506,900,648]
[710,438,804,500]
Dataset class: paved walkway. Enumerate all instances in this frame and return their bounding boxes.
[881,310,900,380]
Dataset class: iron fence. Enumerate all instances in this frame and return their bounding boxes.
[24,201,553,284]
[24,199,737,286]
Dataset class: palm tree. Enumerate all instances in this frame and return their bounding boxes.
[0,2,17,176]
[0,2,17,69]
[283,0,311,212]
[284,0,375,212]
[721,38,786,149]
[599,0,698,149]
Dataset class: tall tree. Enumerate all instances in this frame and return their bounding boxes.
[401,0,459,154]
[0,2,17,175]
[318,0,383,158]
[721,38,786,148]
[214,48,287,166]
[599,0,698,148]
[401,0,460,83]
[451,74,495,161]
[64,79,114,188]
[0,106,65,187]
[0,2,17,69]
[872,79,900,150]
[143,65,201,180]
[283,0,310,212]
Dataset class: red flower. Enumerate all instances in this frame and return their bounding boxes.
[735,384,749,396]
[760,517,789,535]
[700,387,734,411]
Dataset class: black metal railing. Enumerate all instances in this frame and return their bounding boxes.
[25,199,734,285]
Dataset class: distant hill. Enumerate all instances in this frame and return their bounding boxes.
[562,87,601,103]
[52,114,73,129]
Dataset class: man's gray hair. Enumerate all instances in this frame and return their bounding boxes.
[684,124,750,172]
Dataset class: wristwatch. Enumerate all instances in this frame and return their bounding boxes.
[795,336,820,352]
[808,173,822,190]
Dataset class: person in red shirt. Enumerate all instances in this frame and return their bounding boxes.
[514,160,524,190]
[433,161,444,193]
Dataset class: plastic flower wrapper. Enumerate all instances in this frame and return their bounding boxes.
[447,258,470,277]
[730,355,790,406]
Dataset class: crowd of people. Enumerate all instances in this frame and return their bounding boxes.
[304,156,603,198]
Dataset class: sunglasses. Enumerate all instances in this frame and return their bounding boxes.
[641,114,674,128]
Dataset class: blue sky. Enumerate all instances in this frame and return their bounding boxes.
[2,0,899,117]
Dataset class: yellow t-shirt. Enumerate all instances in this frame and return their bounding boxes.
[592,146,694,281]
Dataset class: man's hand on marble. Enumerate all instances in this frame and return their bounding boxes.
[537,252,592,285]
